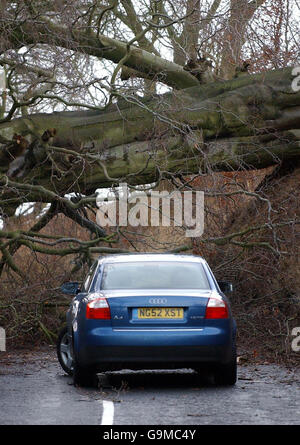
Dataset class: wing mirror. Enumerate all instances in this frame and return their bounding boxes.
[218,281,233,293]
[60,281,81,296]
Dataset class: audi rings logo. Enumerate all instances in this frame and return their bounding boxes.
[149,298,167,305]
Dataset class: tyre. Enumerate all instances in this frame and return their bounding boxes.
[73,360,98,387]
[214,346,237,386]
[56,326,73,376]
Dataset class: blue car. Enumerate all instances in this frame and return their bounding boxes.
[57,254,237,386]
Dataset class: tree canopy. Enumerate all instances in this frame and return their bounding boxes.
[0,0,300,275]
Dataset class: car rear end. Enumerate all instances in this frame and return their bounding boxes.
[73,256,236,372]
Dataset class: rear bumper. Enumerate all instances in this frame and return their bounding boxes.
[75,326,234,370]
[79,345,232,371]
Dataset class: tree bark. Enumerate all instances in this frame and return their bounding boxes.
[5,19,199,90]
[0,67,299,207]
[219,0,266,79]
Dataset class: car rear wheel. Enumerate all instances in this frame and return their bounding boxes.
[214,347,237,386]
[57,326,73,376]
[73,361,98,387]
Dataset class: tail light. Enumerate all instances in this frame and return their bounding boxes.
[86,297,111,319]
[205,298,228,319]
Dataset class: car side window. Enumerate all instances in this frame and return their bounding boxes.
[83,261,97,292]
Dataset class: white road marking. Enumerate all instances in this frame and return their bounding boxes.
[101,400,114,425]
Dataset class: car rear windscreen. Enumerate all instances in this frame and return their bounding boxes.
[101,261,211,290]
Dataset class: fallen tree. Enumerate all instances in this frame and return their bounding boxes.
[0,0,299,277]
[1,67,299,208]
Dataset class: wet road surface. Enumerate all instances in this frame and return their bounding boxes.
[0,347,299,425]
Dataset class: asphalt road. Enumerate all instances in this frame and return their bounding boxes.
[0,347,299,425]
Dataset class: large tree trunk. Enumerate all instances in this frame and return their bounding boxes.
[0,67,299,207]
[219,0,266,79]
[5,19,199,90]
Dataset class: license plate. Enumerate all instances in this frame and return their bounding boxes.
[138,307,183,319]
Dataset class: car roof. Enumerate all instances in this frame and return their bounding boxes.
[98,253,206,265]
